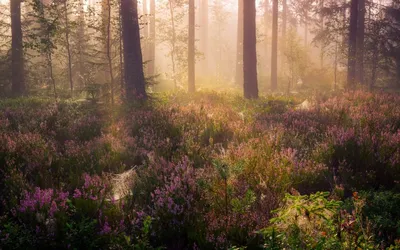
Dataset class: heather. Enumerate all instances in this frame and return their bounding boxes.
[1,90,400,249]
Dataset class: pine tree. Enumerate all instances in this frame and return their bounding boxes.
[243,0,258,98]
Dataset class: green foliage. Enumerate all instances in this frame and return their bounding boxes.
[259,192,382,250]
[358,191,400,248]
[259,192,342,249]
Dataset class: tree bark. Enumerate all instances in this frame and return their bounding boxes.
[271,0,278,91]
[200,0,208,76]
[355,0,365,85]
[235,0,244,86]
[121,0,147,99]
[320,0,324,68]
[243,0,258,98]
[148,0,155,76]
[102,0,110,82]
[64,0,74,95]
[11,0,25,96]
[77,0,85,87]
[142,0,149,75]
[347,0,358,88]
[188,0,195,93]
[281,0,287,70]
[106,0,115,105]
[168,0,177,89]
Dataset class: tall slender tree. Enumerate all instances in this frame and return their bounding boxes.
[77,0,86,88]
[235,0,244,86]
[200,0,208,75]
[188,0,195,92]
[281,0,287,70]
[168,0,178,89]
[271,0,278,91]
[106,0,115,104]
[347,0,358,88]
[64,0,73,95]
[264,0,269,72]
[355,0,365,85]
[142,0,149,74]
[320,0,324,68]
[243,0,258,98]
[148,0,155,76]
[11,0,25,96]
[121,0,147,99]
[102,0,110,83]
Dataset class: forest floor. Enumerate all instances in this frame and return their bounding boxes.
[1,90,400,249]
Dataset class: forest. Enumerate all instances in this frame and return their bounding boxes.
[1,0,400,249]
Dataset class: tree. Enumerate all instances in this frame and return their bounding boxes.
[264,0,270,73]
[271,0,278,91]
[200,0,208,75]
[142,0,149,75]
[63,0,73,95]
[106,0,115,104]
[148,0,155,76]
[188,0,195,93]
[320,0,324,68]
[235,0,244,86]
[121,0,146,99]
[355,0,365,85]
[11,0,25,96]
[243,0,258,98]
[347,0,358,88]
[282,0,287,69]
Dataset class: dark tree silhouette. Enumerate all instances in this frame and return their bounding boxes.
[148,0,155,76]
[355,0,365,85]
[188,0,195,93]
[243,0,258,98]
[347,0,358,88]
[200,0,208,75]
[121,0,147,99]
[282,0,287,69]
[271,0,278,91]
[11,0,25,96]
[235,0,243,86]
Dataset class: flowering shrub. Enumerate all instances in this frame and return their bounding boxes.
[0,91,399,249]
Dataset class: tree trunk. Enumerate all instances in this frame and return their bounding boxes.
[188,0,195,93]
[235,0,244,86]
[347,0,358,88]
[64,0,74,95]
[200,0,208,76]
[121,0,147,99]
[119,4,124,92]
[102,0,110,82]
[168,0,177,89]
[243,0,258,99]
[142,0,149,75]
[77,0,85,88]
[320,0,324,68]
[148,0,155,76]
[281,0,287,70]
[271,0,278,91]
[11,0,25,96]
[106,0,115,105]
[355,0,365,85]
[342,0,347,47]
[47,52,57,99]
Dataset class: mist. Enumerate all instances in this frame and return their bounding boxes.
[1,0,400,249]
